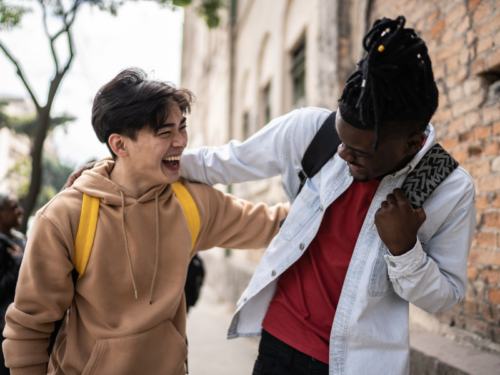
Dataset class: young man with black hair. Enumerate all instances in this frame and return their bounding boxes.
[2,68,289,374]
[180,17,476,375]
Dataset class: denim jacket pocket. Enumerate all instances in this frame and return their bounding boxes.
[368,241,394,297]
[280,183,320,241]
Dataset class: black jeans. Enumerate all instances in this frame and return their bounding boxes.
[253,330,329,375]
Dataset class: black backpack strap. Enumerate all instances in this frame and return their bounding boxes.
[297,111,341,195]
[402,144,459,209]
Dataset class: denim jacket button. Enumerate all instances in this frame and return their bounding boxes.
[300,243,305,250]
[271,270,276,277]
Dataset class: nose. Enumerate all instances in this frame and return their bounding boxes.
[172,129,187,149]
[337,143,356,163]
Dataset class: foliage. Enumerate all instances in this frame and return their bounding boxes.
[5,154,75,211]
[169,0,225,28]
[7,114,76,138]
[0,0,30,30]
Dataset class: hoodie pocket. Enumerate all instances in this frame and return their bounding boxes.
[81,320,187,375]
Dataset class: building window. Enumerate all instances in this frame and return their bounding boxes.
[243,112,250,139]
[291,41,306,108]
[262,83,272,127]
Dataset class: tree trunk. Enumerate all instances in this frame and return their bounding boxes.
[19,107,51,234]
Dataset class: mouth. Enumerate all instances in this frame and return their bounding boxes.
[347,162,367,173]
[162,154,182,171]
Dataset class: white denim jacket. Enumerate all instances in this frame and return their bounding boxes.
[181,107,476,375]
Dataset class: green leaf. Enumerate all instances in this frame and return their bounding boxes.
[0,0,31,30]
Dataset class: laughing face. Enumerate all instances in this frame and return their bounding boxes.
[335,114,423,182]
[111,103,188,190]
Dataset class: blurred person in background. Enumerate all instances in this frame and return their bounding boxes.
[0,193,25,375]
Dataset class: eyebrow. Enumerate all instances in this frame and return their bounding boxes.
[157,117,186,131]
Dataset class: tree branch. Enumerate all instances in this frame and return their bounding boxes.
[39,0,60,72]
[0,41,41,110]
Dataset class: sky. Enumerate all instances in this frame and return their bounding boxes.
[0,1,184,166]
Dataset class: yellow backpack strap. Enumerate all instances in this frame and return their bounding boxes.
[171,181,200,253]
[74,194,100,280]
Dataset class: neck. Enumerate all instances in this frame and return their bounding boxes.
[109,159,158,197]
[375,152,417,181]
[0,223,12,237]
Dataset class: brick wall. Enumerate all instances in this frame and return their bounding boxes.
[368,0,500,343]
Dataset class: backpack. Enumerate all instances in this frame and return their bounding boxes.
[47,181,203,356]
[296,111,459,208]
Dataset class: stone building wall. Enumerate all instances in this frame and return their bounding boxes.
[181,0,500,353]
[366,0,500,347]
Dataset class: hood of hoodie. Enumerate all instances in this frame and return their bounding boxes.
[72,159,173,206]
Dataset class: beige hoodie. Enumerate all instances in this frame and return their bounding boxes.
[3,160,288,375]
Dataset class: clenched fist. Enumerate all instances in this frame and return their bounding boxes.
[374,188,426,256]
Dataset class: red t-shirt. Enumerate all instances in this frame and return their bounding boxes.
[262,179,381,364]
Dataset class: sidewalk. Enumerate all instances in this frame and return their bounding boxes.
[186,285,259,375]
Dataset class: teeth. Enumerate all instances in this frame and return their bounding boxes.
[163,156,181,162]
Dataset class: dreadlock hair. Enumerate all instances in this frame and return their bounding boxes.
[338,16,439,150]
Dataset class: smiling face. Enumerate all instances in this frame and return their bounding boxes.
[335,114,424,182]
[109,103,188,190]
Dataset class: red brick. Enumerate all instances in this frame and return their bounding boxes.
[491,157,500,172]
[478,35,494,55]
[480,175,500,192]
[437,38,465,62]
[475,125,492,140]
[449,117,464,133]
[473,159,491,177]
[484,212,500,227]
[477,232,496,248]
[488,48,500,69]
[469,144,484,157]
[477,13,500,39]
[494,122,500,135]
[464,77,482,96]
[476,195,490,210]
[469,248,500,266]
[489,288,500,304]
[484,106,500,124]
[465,111,481,129]
[456,16,471,34]
[482,269,500,285]
[449,84,464,101]
[470,58,485,76]
[452,147,469,163]
[464,317,489,336]
[460,130,475,142]
[434,63,445,79]
[445,3,467,25]
[428,8,440,24]
[469,0,483,11]
[483,302,500,322]
[443,136,459,150]
[485,141,499,156]
[455,66,469,83]
[441,27,456,45]
[452,92,486,117]
[493,195,500,208]
[473,1,490,24]
[468,266,480,280]
[431,19,445,37]
[432,107,452,123]
[464,300,480,316]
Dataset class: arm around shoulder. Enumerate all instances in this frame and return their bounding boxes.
[193,184,289,252]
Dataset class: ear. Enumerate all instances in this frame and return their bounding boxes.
[108,134,129,158]
[404,132,425,156]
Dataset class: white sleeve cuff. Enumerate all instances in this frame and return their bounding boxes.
[384,238,427,277]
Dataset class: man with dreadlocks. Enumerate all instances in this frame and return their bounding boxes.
[182,16,474,375]
[66,16,475,375]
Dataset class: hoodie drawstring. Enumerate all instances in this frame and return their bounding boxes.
[149,190,160,304]
[120,191,138,299]
[119,190,160,304]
